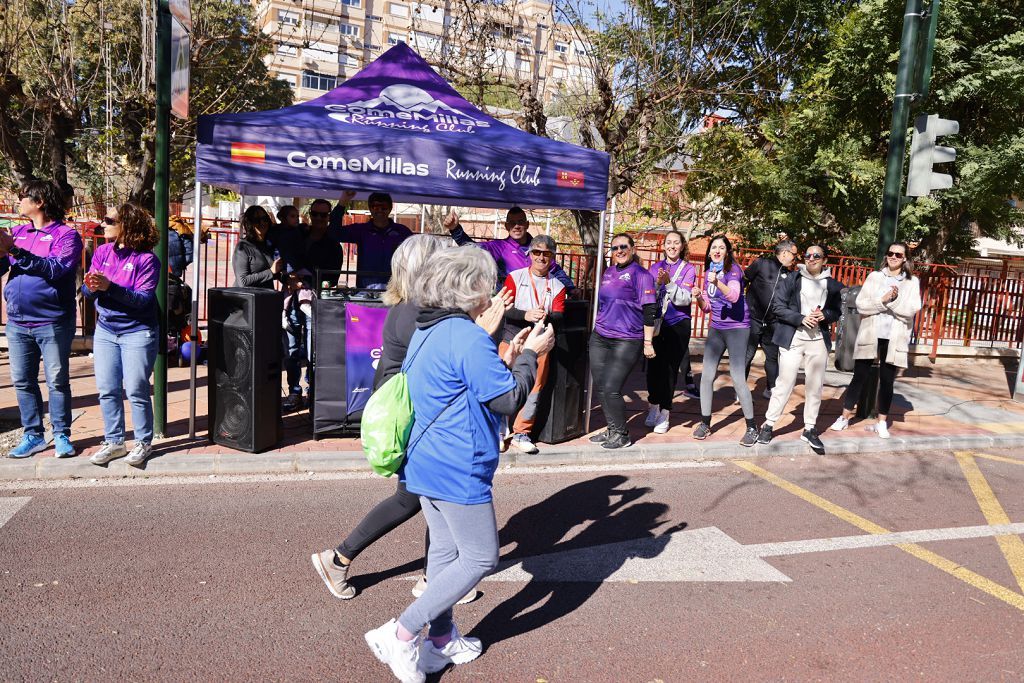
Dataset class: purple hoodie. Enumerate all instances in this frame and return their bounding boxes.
[698,262,750,330]
[0,221,83,326]
[82,243,161,334]
[451,226,575,291]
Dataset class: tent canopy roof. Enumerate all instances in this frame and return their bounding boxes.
[196,44,610,211]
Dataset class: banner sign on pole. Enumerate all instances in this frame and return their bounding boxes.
[171,16,190,119]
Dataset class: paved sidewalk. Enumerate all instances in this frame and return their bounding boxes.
[1,349,1022,481]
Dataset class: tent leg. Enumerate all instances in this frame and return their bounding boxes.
[583,209,608,435]
[420,204,426,233]
[545,211,552,236]
[189,180,203,440]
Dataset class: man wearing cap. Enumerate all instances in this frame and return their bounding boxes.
[498,234,567,454]
[329,191,412,288]
[443,207,575,292]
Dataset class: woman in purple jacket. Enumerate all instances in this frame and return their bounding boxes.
[83,203,162,467]
[691,235,758,446]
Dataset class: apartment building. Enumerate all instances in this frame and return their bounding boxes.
[254,0,594,105]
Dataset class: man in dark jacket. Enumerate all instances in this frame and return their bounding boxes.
[744,240,798,397]
[756,244,843,453]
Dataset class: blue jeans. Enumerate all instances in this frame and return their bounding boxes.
[7,319,76,438]
[93,325,158,444]
[283,305,310,395]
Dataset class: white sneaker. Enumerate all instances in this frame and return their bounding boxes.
[510,433,539,455]
[644,404,660,427]
[411,575,427,598]
[125,442,152,466]
[829,416,849,432]
[89,442,127,465]
[364,619,426,683]
[420,625,483,673]
[876,421,890,439]
[652,409,670,434]
[410,575,478,604]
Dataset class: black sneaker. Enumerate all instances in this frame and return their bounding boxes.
[588,429,609,444]
[739,427,758,447]
[801,428,826,454]
[692,422,711,440]
[683,384,700,399]
[601,431,632,449]
[757,424,774,444]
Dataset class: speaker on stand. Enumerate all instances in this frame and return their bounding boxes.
[537,299,591,443]
[208,287,284,452]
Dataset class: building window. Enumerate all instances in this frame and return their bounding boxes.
[339,23,360,37]
[302,71,336,90]
[277,43,298,56]
[554,42,568,54]
[552,67,566,80]
[304,12,336,30]
[516,36,532,47]
[387,32,406,46]
[368,14,383,21]
[388,2,408,17]
[277,9,298,25]
[339,53,359,67]
[341,0,361,6]
[277,73,296,86]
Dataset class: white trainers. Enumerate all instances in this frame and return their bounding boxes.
[510,433,539,455]
[652,409,670,434]
[364,619,425,683]
[125,442,152,467]
[420,625,483,673]
[644,404,660,427]
[875,421,890,439]
[829,416,849,432]
[410,575,478,604]
[89,442,127,465]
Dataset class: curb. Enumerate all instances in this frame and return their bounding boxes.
[1,434,1022,483]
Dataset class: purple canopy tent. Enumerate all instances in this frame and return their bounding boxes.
[188,43,612,437]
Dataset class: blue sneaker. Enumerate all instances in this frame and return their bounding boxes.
[53,434,76,458]
[9,434,47,459]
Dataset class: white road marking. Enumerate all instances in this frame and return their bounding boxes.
[0,497,31,529]
[484,523,1024,583]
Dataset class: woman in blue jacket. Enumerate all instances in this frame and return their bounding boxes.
[363,247,554,683]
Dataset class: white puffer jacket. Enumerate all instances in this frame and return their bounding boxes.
[854,270,922,368]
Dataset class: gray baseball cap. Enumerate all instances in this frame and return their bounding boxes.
[528,235,557,254]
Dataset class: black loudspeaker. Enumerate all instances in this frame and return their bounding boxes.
[208,287,284,452]
[537,299,591,443]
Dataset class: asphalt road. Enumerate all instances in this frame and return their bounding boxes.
[2,449,1023,681]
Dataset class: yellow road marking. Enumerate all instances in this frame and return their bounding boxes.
[955,452,1024,593]
[733,460,1024,612]
[972,452,1024,466]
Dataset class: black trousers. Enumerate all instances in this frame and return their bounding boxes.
[744,318,780,389]
[589,332,642,434]
[843,339,898,415]
[646,319,692,411]
[337,479,430,570]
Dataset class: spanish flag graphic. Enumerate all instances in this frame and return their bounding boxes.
[231,142,266,164]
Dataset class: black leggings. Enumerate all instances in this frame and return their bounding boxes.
[646,319,691,411]
[844,339,898,415]
[589,332,642,433]
[337,479,429,569]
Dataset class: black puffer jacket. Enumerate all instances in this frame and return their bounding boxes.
[744,255,791,324]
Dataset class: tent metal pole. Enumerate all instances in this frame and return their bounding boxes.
[583,208,608,434]
[545,211,551,236]
[189,180,203,440]
[420,204,426,233]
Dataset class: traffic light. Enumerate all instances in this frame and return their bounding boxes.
[906,114,959,197]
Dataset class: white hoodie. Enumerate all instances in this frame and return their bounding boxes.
[795,264,831,342]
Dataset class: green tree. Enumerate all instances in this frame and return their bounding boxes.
[0,0,293,211]
[685,0,1024,260]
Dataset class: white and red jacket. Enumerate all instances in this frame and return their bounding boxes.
[501,266,567,343]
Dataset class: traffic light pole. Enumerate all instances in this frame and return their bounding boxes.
[153,0,171,437]
[876,0,923,268]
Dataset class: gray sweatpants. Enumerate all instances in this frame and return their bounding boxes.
[700,327,754,420]
[398,497,499,638]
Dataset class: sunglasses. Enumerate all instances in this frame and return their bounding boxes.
[368,202,390,210]
[609,244,631,252]
[102,216,117,226]
[309,211,330,218]
[886,251,906,260]
[804,252,824,261]
[509,219,529,227]
[530,250,553,257]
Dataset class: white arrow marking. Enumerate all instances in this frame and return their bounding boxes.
[0,497,31,530]
[483,523,1024,583]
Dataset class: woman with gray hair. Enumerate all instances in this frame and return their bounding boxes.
[364,246,554,682]
[312,235,461,601]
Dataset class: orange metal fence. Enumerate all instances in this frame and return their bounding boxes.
[1,217,1022,352]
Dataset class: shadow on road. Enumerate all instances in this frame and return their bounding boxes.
[466,474,683,653]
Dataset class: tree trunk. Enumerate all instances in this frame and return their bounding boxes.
[572,209,602,289]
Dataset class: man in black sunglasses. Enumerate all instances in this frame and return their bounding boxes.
[756,244,843,454]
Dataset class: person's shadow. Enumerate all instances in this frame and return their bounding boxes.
[467,475,684,649]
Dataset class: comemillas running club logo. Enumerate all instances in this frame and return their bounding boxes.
[324,85,490,134]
